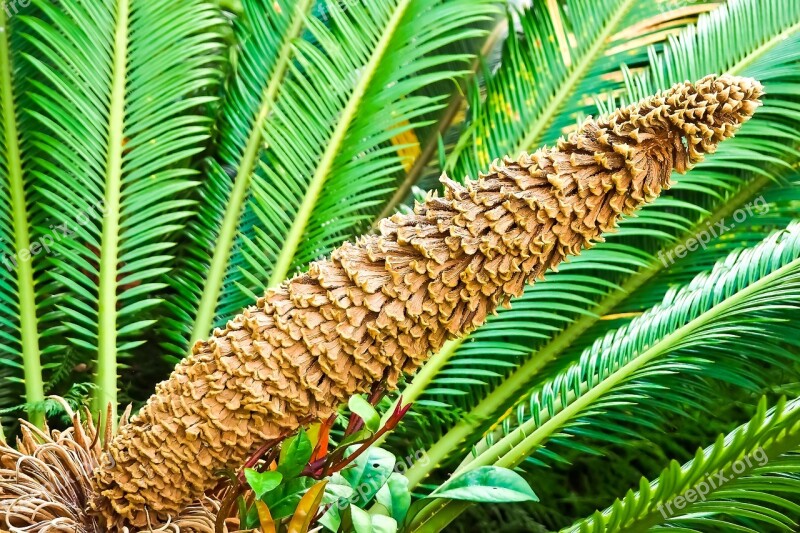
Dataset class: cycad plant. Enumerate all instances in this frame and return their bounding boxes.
[0,0,798,532]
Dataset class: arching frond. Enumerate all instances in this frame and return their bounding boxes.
[406,221,800,531]
[453,172,800,528]
[447,0,716,181]
[562,172,800,353]
[256,0,496,286]
[167,0,497,355]
[387,0,800,480]
[20,0,223,415]
[565,396,800,532]
[0,3,45,426]
[159,0,314,358]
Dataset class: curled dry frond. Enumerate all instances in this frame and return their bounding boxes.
[86,74,764,529]
[0,403,219,532]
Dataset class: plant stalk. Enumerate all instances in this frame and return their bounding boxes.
[94,0,131,426]
[267,0,414,287]
[0,6,44,428]
[190,0,312,343]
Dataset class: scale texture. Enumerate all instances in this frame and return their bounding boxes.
[89,74,764,529]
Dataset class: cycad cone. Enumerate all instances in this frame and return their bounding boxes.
[1,75,765,531]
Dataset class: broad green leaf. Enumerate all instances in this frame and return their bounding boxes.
[349,395,381,433]
[317,474,358,532]
[376,473,412,523]
[340,447,396,507]
[279,428,313,479]
[351,505,373,533]
[350,505,399,533]
[263,476,316,520]
[428,466,538,503]
[244,469,283,499]
[372,515,399,533]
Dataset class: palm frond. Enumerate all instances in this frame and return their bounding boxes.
[160,0,313,357]
[387,0,800,479]
[560,173,800,354]
[373,16,507,221]
[462,173,800,524]
[255,0,495,288]
[565,396,800,532]
[165,0,496,357]
[20,0,222,415]
[0,3,45,426]
[447,0,716,181]
[407,220,800,531]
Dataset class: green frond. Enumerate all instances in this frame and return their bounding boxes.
[406,221,800,531]
[565,396,800,532]
[373,17,506,222]
[256,0,496,287]
[159,0,313,357]
[0,3,45,426]
[462,174,800,510]
[569,173,800,344]
[21,0,222,416]
[387,0,800,481]
[447,0,713,181]
[164,0,496,356]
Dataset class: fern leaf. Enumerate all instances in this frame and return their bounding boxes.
[407,221,800,531]
[447,0,715,181]
[564,396,800,532]
[390,0,800,479]
[0,4,45,426]
[21,0,223,416]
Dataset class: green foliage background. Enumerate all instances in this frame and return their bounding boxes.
[1,0,799,530]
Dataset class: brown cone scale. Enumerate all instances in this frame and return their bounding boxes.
[88,75,763,529]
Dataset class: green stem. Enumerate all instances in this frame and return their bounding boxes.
[727,19,800,75]
[409,256,800,531]
[190,0,312,344]
[372,338,462,449]
[0,8,44,428]
[267,0,414,287]
[404,171,774,489]
[94,0,131,425]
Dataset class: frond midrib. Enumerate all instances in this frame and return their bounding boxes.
[510,0,637,154]
[267,0,414,287]
[402,5,800,485]
[577,399,800,533]
[0,7,43,427]
[408,254,800,532]
[620,436,800,532]
[189,0,313,344]
[444,0,638,173]
[372,18,508,224]
[729,19,800,74]
[94,0,130,423]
